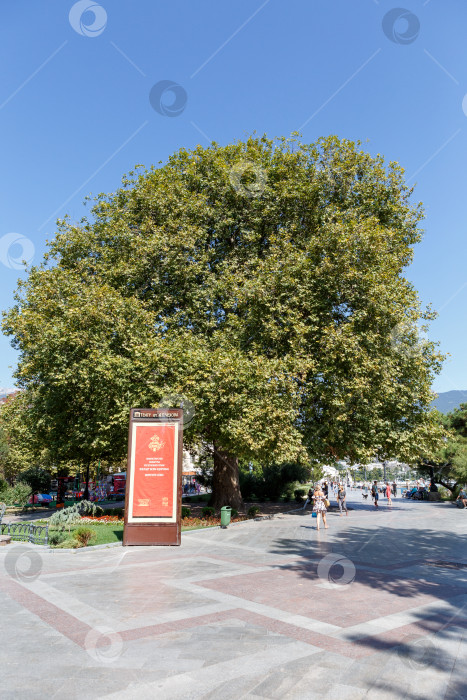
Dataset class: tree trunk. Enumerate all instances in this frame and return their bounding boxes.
[422,464,455,495]
[210,444,243,509]
[83,462,90,501]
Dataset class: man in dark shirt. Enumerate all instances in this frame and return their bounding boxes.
[372,481,379,508]
[337,483,348,516]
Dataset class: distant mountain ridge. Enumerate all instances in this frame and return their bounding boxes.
[432,390,467,414]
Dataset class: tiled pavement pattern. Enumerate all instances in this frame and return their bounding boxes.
[1,494,466,699]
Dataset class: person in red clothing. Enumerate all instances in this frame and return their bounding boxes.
[385,481,392,506]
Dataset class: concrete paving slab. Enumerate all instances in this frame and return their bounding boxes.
[1,492,466,699]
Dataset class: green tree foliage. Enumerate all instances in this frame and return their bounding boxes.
[18,466,51,496]
[6,481,31,507]
[0,427,9,463]
[0,393,44,482]
[368,467,383,481]
[417,405,467,496]
[3,135,444,508]
[239,461,313,501]
[0,478,8,501]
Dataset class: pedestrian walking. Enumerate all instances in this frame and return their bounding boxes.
[336,483,348,516]
[371,481,379,508]
[312,486,328,530]
[385,482,392,506]
[322,481,329,498]
[392,481,397,497]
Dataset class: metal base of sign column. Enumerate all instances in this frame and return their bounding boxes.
[123,524,180,546]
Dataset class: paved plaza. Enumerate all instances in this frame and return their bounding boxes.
[1,493,466,699]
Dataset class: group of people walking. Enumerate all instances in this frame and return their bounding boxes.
[305,478,398,529]
[366,481,394,507]
[306,481,348,530]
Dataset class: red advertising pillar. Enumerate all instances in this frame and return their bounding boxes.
[123,408,183,545]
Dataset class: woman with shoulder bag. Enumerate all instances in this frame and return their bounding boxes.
[312,486,329,530]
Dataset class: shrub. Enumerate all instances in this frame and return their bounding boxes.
[238,471,257,500]
[438,486,451,500]
[240,462,315,501]
[48,530,68,546]
[201,506,215,518]
[181,506,191,518]
[74,526,96,547]
[75,500,104,517]
[284,486,295,501]
[18,466,51,496]
[294,488,307,503]
[8,481,32,507]
[49,505,81,529]
[107,507,124,518]
[247,506,261,518]
[50,500,105,529]
[55,538,80,549]
[230,508,238,518]
[195,494,209,503]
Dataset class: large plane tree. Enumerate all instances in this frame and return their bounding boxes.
[3,135,444,508]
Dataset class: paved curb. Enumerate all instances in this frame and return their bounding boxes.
[0,512,287,554]
[0,541,124,554]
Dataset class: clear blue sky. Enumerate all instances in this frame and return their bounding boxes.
[1,0,466,394]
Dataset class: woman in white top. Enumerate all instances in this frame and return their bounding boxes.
[312,486,328,530]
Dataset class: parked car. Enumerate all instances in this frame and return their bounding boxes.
[29,493,53,505]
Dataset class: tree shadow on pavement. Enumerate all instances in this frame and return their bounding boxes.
[269,524,466,696]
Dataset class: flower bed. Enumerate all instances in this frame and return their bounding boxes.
[80,515,122,523]
[181,516,247,528]
[45,512,250,547]
[80,514,247,527]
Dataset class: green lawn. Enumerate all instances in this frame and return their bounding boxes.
[86,523,124,545]
[47,522,123,547]
[46,520,219,547]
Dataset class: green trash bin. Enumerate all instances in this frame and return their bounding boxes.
[220,506,232,528]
